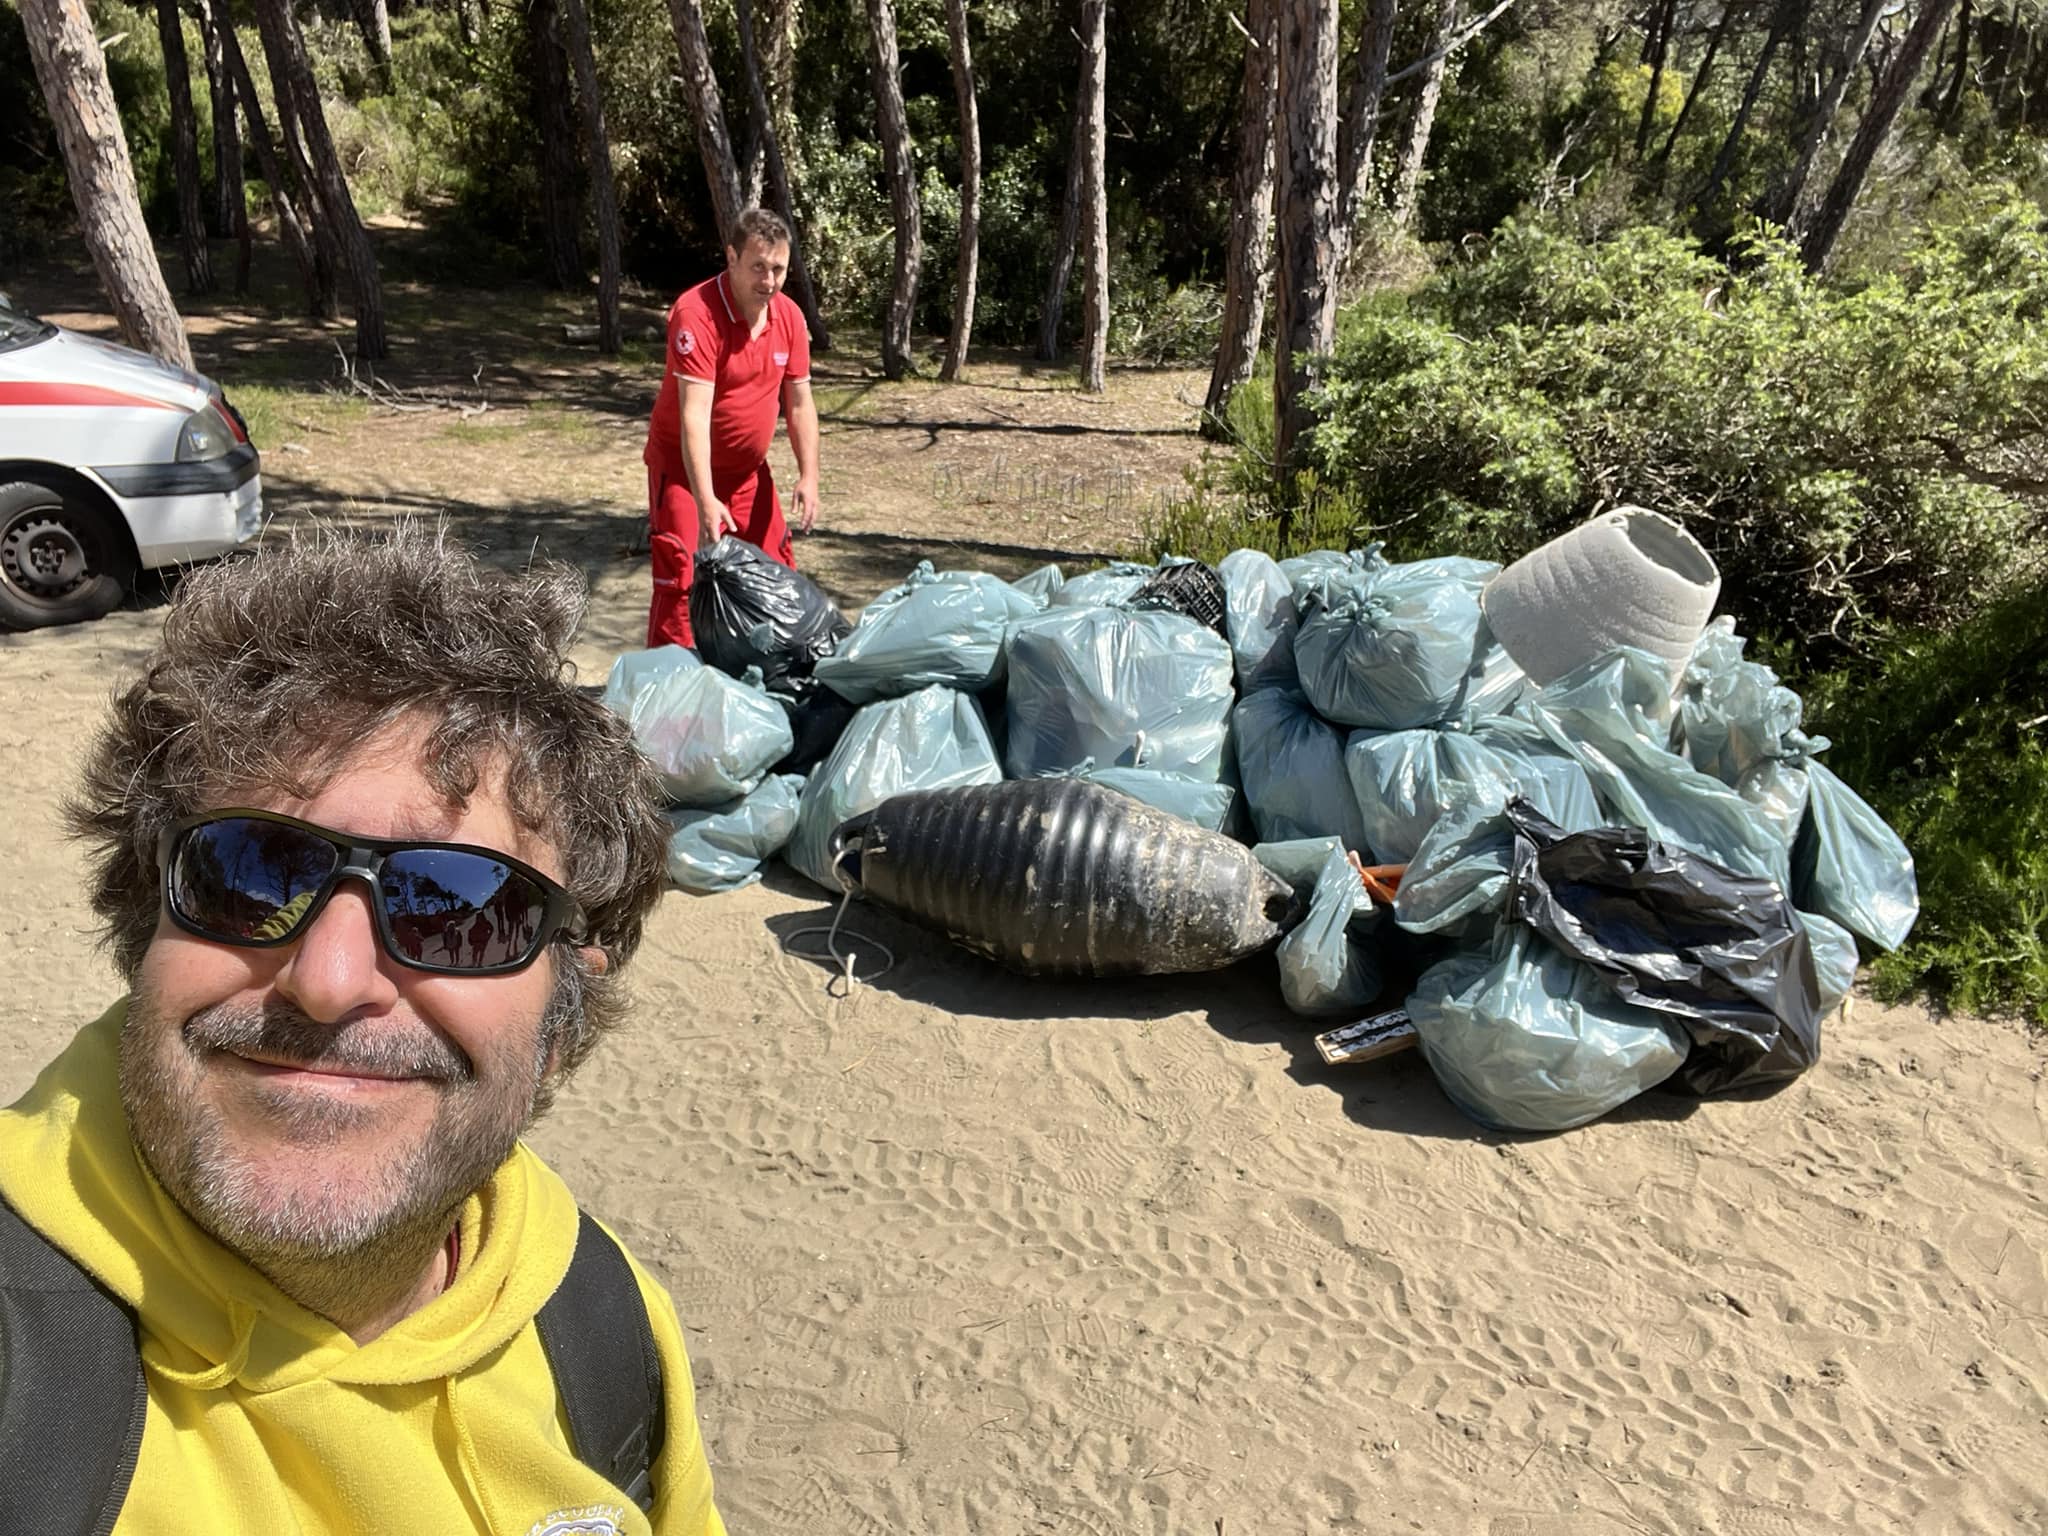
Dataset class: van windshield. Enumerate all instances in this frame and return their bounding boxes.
[0,292,57,352]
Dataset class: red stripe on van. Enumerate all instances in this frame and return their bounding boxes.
[0,381,183,411]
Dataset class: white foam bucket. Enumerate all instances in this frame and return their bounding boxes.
[1480,506,1721,689]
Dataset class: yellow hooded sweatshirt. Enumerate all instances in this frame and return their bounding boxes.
[0,1003,728,1536]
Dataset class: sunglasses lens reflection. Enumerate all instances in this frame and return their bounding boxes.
[380,850,550,969]
[170,819,554,971]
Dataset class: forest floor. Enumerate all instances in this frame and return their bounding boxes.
[4,235,2044,1536]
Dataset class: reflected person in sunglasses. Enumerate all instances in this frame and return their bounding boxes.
[0,527,724,1534]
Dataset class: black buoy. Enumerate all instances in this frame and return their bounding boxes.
[831,778,1300,977]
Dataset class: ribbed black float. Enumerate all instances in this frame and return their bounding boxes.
[831,778,1298,977]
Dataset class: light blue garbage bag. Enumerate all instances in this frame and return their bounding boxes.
[664,773,804,894]
[1406,924,1691,1133]
[1293,554,1495,730]
[1678,618,1815,845]
[1794,760,1920,952]
[1524,648,1791,891]
[1392,792,1521,940]
[1344,725,1527,865]
[1466,714,1603,832]
[1458,614,1531,724]
[1256,838,1386,1018]
[1235,688,1371,850]
[786,685,1003,892]
[1050,560,1153,609]
[1011,563,1065,605]
[1041,763,1238,832]
[1280,546,1378,595]
[1217,548,1301,695]
[813,561,1042,704]
[1004,605,1236,781]
[601,645,793,808]
[1800,908,1861,1016]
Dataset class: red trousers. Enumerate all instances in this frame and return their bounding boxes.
[646,462,796,649]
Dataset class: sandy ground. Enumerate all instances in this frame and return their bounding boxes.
[3,286,2046,1533]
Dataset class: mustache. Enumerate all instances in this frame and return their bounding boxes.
[185,1002,474,1084]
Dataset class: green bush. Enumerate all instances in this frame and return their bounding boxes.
[1796,581,2048,1025]
[1291,208,2048,654]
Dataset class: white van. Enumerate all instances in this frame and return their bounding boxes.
[0,291,263,629]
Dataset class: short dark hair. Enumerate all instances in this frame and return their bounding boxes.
[67,523,671,1089]
[729,207,792,253]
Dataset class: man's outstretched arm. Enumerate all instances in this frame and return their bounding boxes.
[680,380,730,542]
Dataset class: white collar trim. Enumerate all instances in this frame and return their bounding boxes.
[716,272,738,323]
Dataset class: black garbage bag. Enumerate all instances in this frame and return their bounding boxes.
[770,676,860,776]
[1501,797,1823,1095]
[690,537,850,690]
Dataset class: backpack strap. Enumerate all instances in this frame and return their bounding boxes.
[534,1210,667,1514]
[0,1197,147,1536]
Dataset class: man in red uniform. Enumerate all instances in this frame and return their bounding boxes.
[643,207,822,647]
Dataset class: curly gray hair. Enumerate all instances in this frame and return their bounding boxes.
[66,523,671,1100]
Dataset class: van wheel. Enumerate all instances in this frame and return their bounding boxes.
[0,479,137,630]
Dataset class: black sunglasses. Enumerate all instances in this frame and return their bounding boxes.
[159,809,589,977]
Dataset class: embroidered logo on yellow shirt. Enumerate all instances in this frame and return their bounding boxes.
[528,1503,627,1536]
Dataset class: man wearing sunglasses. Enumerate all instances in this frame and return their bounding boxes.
[0,529,724,1534]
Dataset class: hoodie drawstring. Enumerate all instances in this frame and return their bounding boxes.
[144,1298,257,1390]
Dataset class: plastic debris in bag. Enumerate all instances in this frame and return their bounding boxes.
[1257,838,1386,1018]
[1345,726,1524,865]
[1293,555,1495,730]
[1217,549,1301,695]
[832,777,1295,976]
[1501,797,1822,1096]
[813,561,1041,705]
[786,684,1002,892]
[1003,605,1236,782]
[690,536,850,690]
[1801,909,1860,1018]
[664,773,804,894]
[1234,688,1371,850]
[1794,759,1919,951]
[1049,560,1154,609]
[1043,762,1238,832]
[1407,923,1690,1133]
[1524,648,1791,891]
[1279,547,1375,595]
[1128,558,1228,637]
[601,645,794,807]
[1011,563,1065,605]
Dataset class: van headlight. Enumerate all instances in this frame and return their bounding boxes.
[176,406,234,462]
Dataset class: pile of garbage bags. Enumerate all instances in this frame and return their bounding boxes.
[604,527,1919,1135]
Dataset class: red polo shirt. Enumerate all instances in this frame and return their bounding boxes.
[643,271,811,490]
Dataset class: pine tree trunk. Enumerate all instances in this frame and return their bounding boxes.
[734,0,830,347]
[1334,0,1396,234]
[1038,102,1086,360]
[193,0,241,238]
[19,0,194,368]
[1272,0,1342,499]
[1206,0,1277,432]
[219,0,325,314]
[1655,0,1747,163]
[939,0,979,380]
[556,0,621,352]
[1634,0,1678,158]
[352,0,393,89]
[254,0,386,362]
[529,0,586,290]
[1389,0,1458,230]
[665,0,744,243]
[157,0,216,292]
[865,0,921,379]
[1768,0,1887,229]
[1077,0,1108,393]
[249,0,344,317]
[1696,0,1797,217]
[1801,0,1961,271]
